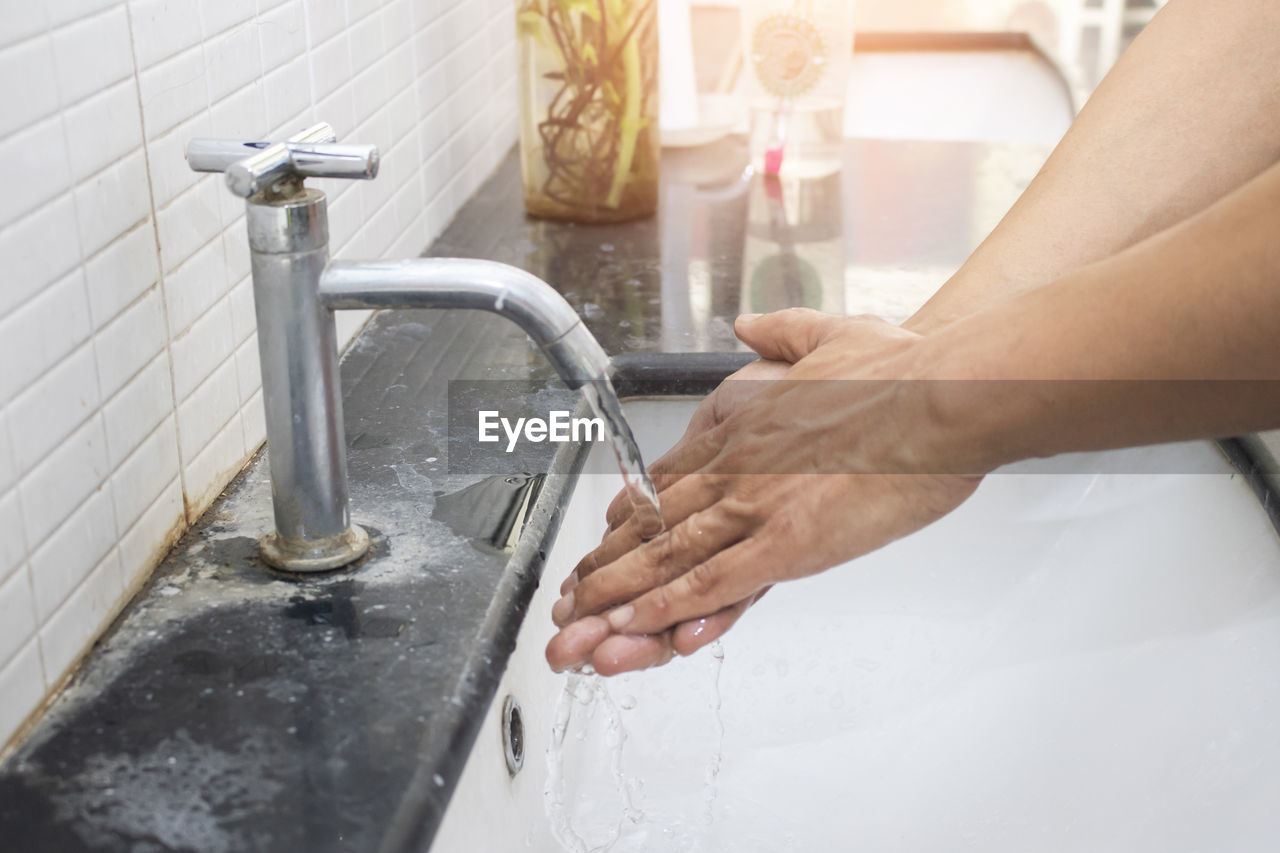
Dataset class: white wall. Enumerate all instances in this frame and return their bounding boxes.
[0,0,517,749]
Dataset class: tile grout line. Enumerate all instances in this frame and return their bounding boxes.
[188,0,248,496]
[14,7,88,693]
[299,0,320,126]
[218,0,273,443]
[0,399,41,688]
[407,1,433,232]
[122,0,192,523]
[340,0,365,225]
[177,5,266,480]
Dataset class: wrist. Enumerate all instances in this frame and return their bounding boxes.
[903,261,1021,337]
[897,324,1046,476]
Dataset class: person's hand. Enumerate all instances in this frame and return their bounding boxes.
[547,308,985,674]
[545,357,789,674]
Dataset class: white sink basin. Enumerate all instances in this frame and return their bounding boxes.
[435,398,1280,852]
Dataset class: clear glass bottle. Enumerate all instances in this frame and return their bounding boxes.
[516,0,660,223]
[740,0,855,178]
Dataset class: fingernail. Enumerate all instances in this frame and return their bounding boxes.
[607,605,635,631]
[551,591,574,626]
[737,313,761,323]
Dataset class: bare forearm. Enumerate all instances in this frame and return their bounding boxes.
[922,156,1280,471]
[549,155,1280,662]
[907,0,1280,333]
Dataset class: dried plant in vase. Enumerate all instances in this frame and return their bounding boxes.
[516,0,659,223]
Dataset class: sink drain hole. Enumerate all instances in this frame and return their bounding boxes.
[502,695,524,776]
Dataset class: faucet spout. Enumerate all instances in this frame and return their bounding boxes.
[319,259,612,387]
[186,126,615,573]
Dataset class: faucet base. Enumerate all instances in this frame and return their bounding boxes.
[260,524,371,573]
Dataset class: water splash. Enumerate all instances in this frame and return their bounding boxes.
[546,672,644,853]
[703,641,726,825]
[546,673,586,852]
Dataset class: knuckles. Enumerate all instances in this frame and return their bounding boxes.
[651,522,697,568]
[572,547,601,580]
[646,583,675,619]
[715,492,761,528]
[683,560,723,600]
[572,571,616,617]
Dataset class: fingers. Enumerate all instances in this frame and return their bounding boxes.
[545,614,676,674]
[600,360,788,533]
[601,534,782,635]
[548,566,773,676]
[734,308,844,363]
[545,616,612,672]
[602,488,633,533]
[600,456,693,532]
[731,358,791,382]
[669,590,764,657]
[558,495,747,627]
[546,592,764,675]
[573,471,730,594]
[602,426,726,531]
[591,633,675,676]
[601,469,685,531]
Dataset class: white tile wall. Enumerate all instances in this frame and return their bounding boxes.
[0,0,518,749]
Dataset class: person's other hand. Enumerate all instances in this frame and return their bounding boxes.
[547,308,984,674]
[545,357,788,674]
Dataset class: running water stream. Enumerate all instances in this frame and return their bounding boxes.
[580,378,665,540]
[543,385,734,849]
[544,647,729,852]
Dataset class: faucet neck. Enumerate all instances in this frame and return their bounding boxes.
[247,186,329,255]
[247,184,371,572]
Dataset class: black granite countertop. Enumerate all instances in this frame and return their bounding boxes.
[0,136,1052,852]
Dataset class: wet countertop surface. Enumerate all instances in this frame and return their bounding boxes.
[433,136,1047,352]
[0,137,1047,851]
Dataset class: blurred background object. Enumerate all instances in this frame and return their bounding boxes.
[738,0,855,177]
[847,0,1167,102]
[674,0,1167,140]
[518,0,661,222]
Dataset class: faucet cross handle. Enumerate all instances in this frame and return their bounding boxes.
[185,122,380,198]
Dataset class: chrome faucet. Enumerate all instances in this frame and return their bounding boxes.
[186,124,611,572]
